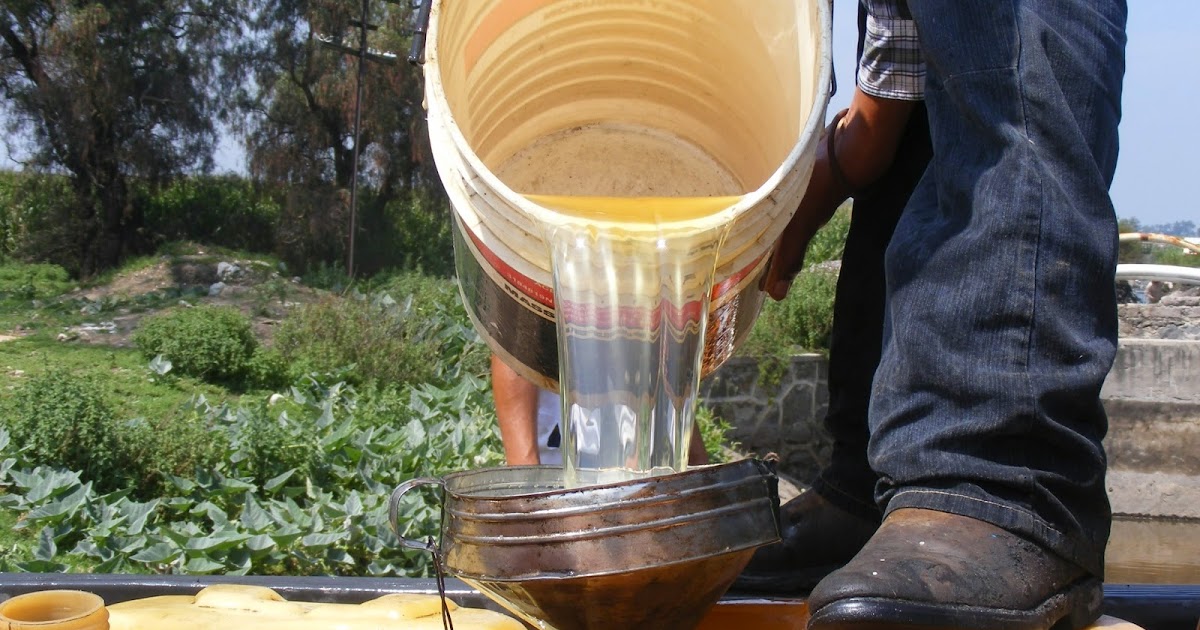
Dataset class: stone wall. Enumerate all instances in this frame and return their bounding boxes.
[700,354,830,482]
[1118,292,1200,341]
[702,338,1200,518]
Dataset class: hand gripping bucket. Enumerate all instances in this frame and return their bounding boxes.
[423,0,833,389]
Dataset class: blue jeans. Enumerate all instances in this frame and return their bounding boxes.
[868,0,1127,577]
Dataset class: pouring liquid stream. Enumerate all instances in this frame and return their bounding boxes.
[534,194,740,488]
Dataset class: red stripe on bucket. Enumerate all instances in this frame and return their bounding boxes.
[463,224,557,308]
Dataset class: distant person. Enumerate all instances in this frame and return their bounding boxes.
[491,355,562,466]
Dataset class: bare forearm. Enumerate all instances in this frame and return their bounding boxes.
[763,87,917,300]
[832,87,918,193]
[491,354,541,465]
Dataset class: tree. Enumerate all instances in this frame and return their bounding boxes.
[0,1,244,276]
[239,0,443,275]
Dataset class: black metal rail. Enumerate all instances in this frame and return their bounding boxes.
[1,574,1197,630]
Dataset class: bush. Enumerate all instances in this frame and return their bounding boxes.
[119,411,229,499]
[0,172,81,272]
[139,176,281,256]
[0,262,73,300]
[275,274,488,388]
[6,370,127,491]
[696,403,738,463]
[133,306,259,385]
[274,294,442,388]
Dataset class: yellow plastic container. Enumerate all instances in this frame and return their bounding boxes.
[0,590,108,630]
[426,0,832,389]
[106,584,523,630]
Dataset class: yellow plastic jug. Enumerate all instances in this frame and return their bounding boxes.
[106,584,522,630]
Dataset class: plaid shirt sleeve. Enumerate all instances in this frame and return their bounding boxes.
[858,0,925,101]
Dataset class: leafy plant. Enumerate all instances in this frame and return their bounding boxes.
[0,368,505,578]
[274,275,488,389]
[133,306,259,386]
[5,370,128,492]
[696,403,738,464]
[0,263,73,300]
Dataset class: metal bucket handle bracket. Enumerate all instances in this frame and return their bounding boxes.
[388,476,446,553]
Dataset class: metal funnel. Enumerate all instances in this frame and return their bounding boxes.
[391,459,781,630]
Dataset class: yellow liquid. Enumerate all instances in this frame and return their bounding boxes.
[537,194,739,487]
[525,195,742,225]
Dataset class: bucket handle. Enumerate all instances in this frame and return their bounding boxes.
[388,476,446,552]
[408,0,433,65]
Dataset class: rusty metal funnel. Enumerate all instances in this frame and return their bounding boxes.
[391,459,781,630]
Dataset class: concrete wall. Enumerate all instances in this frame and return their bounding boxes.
[1101,339,1200,519]
[701,339,1200,518]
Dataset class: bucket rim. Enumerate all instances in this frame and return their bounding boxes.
[423,0,834,234]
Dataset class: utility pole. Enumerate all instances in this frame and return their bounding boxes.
[315,2,401,279]
[346,0,369,279]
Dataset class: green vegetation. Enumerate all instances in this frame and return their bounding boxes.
[134,306,261,386]
[0,183,840,579]
[0,262,503,576]
[274,273,487,389]
[0,263,74,300]
[0,373,503,576]
[8,370,125,491]
[739,205,849,384]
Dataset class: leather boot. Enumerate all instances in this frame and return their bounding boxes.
[732,490,880,595]
[806,508,1104,630]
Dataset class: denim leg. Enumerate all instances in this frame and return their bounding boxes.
[870,0,1127,577]
[813,106,931,521]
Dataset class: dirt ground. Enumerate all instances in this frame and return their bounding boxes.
[53,255,325,348]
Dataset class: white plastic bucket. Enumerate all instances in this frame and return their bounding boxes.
[425,0,832,389]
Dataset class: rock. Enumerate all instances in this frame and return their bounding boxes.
[1115,280,1138,304]
[1161,292,1200,307]
[217,261,242,281]
[208,282,227,297]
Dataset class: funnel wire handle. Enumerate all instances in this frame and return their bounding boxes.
[389,476,445,552]
[435,543,456,630]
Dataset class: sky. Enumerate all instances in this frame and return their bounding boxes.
[8,4,1197,228]
[822,3,1195,227]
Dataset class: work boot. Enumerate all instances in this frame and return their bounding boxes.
[732,489,879,595]
[806,508,1104,630]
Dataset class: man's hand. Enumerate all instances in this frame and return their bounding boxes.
[762,116,848,300]
[763,89,917,301]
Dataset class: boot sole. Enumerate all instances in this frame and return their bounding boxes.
[807,575,1103,630]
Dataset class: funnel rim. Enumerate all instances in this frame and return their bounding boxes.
[443,473,772,520]
[436,459,772,501]
[446,495,777,545]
